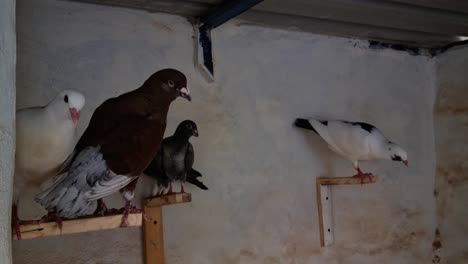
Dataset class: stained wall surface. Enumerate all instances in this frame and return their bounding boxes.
[433,46,468,264]
[14,0,438,263]
[0,0,16,263]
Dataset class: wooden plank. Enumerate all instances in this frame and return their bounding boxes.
[143,193,192,208]
[389,0,468,15]
[317,175,377,186]
[320,184,333,246]
[143,206,164,264]
[12,213,142,240]
[69,0,459,48]
[315,179,325,247]
[255,0,468,36]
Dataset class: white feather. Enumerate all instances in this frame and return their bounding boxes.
[305,119,407,168]
[14,90,85,206]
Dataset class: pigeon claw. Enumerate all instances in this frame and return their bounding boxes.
[120,201,142,228]
[352,172,374,184]
[93,199,110,216]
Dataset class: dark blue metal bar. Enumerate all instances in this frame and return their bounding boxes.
[201,0,264,29]
[198,0,264,75]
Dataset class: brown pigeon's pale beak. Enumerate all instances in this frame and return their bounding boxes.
[69,108,80,125]
[179,87,191,101]
[193,129,199,137]
[403,160,408,167]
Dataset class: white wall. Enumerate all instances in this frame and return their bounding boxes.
[0,0,16,263]
[434,47,468,264]
[14,1,437,263]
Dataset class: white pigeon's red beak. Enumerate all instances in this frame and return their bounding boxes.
[403,160,408,167]
[69,108,80,125]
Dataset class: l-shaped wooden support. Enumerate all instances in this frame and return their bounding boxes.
[316,176,376,247]
[142,193,192,264]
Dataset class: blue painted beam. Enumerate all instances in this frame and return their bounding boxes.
[198,0,264,76]
[201,0,264,29]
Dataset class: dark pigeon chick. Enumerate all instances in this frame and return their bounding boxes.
[145,120,206,196]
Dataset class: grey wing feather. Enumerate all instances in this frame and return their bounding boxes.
[36,146,136,218]
[184,143,194,174]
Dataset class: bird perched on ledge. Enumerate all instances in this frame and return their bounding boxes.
[294,118,408,182]
[14,90,85,239]
[145,120,207,196]
[36,69,191,227]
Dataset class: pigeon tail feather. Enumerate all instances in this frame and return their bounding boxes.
[294,118,318,134]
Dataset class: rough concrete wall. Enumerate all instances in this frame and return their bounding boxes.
[0,0,16,263]
[433,47,468,264]
[14,0,436,263]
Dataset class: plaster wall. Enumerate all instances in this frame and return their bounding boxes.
[433,46,468,264]
[14,0,437,263]
[0,0,16,263]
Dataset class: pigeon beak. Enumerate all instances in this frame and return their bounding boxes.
[403,160,408,167]
[193,129,199,137]
[69,108,80,126]
[179,87,191,101]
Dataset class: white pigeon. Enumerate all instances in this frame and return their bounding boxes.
[294,118,408,180]
[13,90,85,238]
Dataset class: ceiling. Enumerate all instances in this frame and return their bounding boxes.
[70,0,468,49]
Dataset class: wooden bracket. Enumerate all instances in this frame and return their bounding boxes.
[142,193,192,264]
[316,176,376,247]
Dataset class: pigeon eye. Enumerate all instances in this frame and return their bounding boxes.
[168,80,175,87]
[64,95,69,103]
[187,124,192,129]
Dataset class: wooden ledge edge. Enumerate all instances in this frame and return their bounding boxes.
[317,175,377,185]
[13,213,142,241]
[143,192,192,208]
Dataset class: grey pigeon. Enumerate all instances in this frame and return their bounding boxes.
[145,120,204,196]
[295,118,408,181]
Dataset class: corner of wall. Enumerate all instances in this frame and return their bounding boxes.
[0,0,16,263]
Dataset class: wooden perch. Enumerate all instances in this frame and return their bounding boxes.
[317,175,377,186]
[316,175,377,247]
[12,193,192,243]
[12,213,142,240]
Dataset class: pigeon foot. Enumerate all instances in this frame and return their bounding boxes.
[352,172,374,184]
[41,212,64,230]
[165,183,175,196]
[93,199,110,216]
[120,202,142,227]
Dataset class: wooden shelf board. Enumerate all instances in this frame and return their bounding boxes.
[13,213,142,240]
[13,193,192,241]
[143,192,192,208]
[317,175,377,186]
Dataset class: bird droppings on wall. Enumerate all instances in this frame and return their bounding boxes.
[151,19,173,32]
[437,165,468,187]
[432,228,442,264]
[434,46,468,264]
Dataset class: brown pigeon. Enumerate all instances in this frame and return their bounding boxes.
[36,69,190,226]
